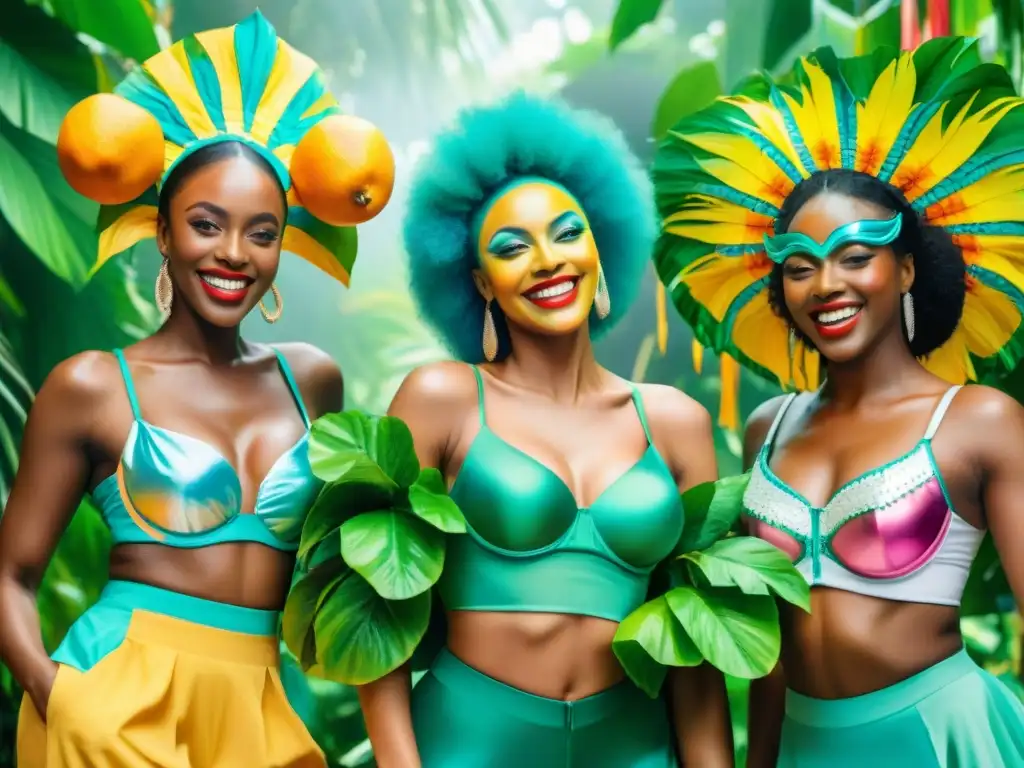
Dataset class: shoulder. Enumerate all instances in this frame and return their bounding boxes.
[945,384,1024,457]
[633,382,712,434]
[271,342,343,418]
[390,360,478,413]
[38,350,121,406]
[741,393,794,467]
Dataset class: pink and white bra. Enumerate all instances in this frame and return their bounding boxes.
[742,386,984,606]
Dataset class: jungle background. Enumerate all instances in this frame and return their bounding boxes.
[1,0,1022,764]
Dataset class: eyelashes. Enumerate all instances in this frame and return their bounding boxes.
[188,219,279,244]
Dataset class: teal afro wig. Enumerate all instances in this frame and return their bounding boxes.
[403,91,656,363]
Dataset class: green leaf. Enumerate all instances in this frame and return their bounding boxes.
[48,0,160,63]
[0,127,87,287]
[651,61,723,141]
[762,0,813,71]
[308,410,420,490]
[612,595,704,697]
[675,474,750,556]
[609,0,667,51]
[407,468,467,533]
[0,40,80,146]
[314,572,432,685]
[282,562,346,669]
[683,536,811,612]
[339,510,445,600]
[298,479,394,562]
[665,585,780,679]
[0,270,25,317]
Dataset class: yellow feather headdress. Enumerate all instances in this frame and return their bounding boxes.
[56,10,395,286]
[653,37,1024,429]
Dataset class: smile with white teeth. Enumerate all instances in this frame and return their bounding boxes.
[814,306,861,325]
[199,274,249,291]
[525,279,576,300]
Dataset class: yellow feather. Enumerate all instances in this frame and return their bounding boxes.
[718,354,741,431]
[665,197,773,245]
[780,61,841,170]
[921,326,972,384]
[656,283,668,354]
[722,96,806,176]
[194,27,244,134]
[282,225,351,285]
[855,57,916,175]
[730,292,820,390]
[678,132,794,205]
[961,281,1021,357]
[163,141,183,173]
[94,206,159,276]
[250,41,319,145]
[955,233,1024,274]
[300,91,337,121]
[144,43,218,140]
[924,166,1024,226]
[892,97,1021,201]
[692,339,704,374]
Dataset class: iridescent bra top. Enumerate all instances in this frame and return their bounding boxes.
[90,348,322,551]
[743,386,984,606]
[437,365,685,622]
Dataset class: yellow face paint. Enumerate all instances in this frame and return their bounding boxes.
[475,181,599,337]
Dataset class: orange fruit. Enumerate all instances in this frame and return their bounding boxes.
[290,114,396,226]
[57,93,164,205]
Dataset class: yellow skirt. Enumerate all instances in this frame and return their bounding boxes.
[17,580,324,768]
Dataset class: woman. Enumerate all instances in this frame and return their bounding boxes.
[651,36,1024,766]
[352,92,732,767]
[0,11,392,767]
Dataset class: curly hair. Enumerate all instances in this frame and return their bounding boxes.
[766,169,966,358]
[402,91,656,363]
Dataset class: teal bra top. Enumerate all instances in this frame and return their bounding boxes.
[437,366,685,622]
[90,348,322,551]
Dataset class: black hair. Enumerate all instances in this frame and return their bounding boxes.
[767,168,966,358]
[157,140,288,222]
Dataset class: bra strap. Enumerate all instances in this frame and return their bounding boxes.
[113,349,142,420]
[763,392,799,452]
[469,365,486,426]
[630,386,654,444]
[923,385,963,441]
[273,349,311,427]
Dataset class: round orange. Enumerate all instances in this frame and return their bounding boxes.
[290,114,396,226]
[57,94,164,205]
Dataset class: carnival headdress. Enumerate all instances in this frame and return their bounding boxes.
[57,10,394,285]
[653,37,1024,428]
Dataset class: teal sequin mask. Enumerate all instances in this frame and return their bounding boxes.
[763,215,903,264]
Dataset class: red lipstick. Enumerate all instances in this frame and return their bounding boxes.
[522,276,580,310]
[811,300,863,339]
[196,268,254,304]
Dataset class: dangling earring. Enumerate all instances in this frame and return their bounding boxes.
[155,257,173,314]
[594,265,611,320]
[260,283,283,324]
[482,299,498,362]
[788,327,797,361]
[902,291,915,343]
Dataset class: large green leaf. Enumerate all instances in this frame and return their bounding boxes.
[609,0,667,51]
[283,563,347,670]
[298,479,394,563]
[339,510,445,601]
[308,411,420,490]
[0,125,87,287]
[651,61,723,141]
[816,0,902,57]
[48,0,160,63]
[674,474,750,556]
[762,0,813,71]
[683,536,811,612]
[612,594,703,697]
[0,333,32,506]
[0,41,79,146]
[665,585,780,679]
[314,571,432,685]
[407,468,466,534]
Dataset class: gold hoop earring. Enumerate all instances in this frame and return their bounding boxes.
[482,298,498,362]
[594,265,611,320]
[155,258,173,315]
[260,283,283,324]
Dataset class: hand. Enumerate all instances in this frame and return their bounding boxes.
[29,661,60,721]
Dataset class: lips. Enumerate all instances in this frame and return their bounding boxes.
[522,276,580,310]
[811,301,863,339]
[196,268,254,304]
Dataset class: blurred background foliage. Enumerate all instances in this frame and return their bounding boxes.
[0,0,1020,764]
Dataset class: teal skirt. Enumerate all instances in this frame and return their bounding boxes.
[779,649,1024,767]
[410,648,676,767]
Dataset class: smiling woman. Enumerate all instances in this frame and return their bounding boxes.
[0,10,394,768]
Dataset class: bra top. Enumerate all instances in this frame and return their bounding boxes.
[91,348,322,551]
[437,365,685,623]
[743,386,984,606]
